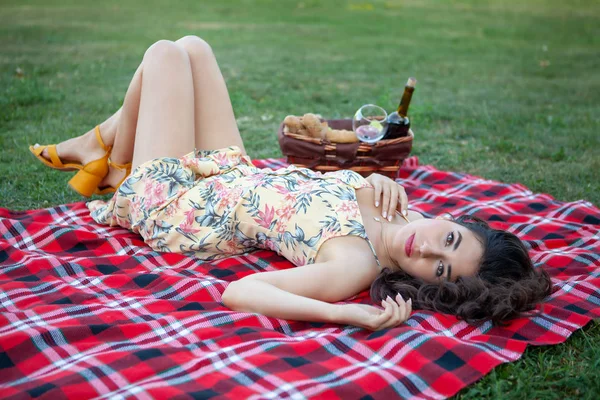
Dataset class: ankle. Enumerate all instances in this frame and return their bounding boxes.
[97,121,115,149]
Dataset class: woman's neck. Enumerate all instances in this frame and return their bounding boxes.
[373,218,401,271]
[355,187,423,270]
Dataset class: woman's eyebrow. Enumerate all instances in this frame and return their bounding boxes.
[453,231,463,251]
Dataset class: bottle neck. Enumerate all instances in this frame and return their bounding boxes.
[397,86,415,117]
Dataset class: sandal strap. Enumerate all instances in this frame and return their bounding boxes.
[108,157,132,172]
[47,145,64,168]
[95,125,112,153]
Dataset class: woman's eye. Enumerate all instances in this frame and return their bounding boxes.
[436,262,444,277]
[445,232,455,246]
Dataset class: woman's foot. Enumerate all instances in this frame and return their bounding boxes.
[33,121,130,193]
[32,126,108,170]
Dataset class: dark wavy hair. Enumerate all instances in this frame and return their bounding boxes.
[370,215,553,325]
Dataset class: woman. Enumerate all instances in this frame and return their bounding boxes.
[29,36,552,331]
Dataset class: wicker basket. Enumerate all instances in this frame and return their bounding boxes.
[277,119,413,179]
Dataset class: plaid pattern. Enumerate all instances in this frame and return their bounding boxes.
[1,156,598,399]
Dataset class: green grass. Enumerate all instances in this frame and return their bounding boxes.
[1,0,599,398]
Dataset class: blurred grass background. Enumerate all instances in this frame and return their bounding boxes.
[1,0,599,398]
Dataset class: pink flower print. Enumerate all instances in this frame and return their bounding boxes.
[181,154,197,169]
[282,192,297,204]
[276,204,295,221]
[336,201,359,218]
[254,204,275,229]
[152,182,165,202]
[273,184,291,195]
[182,156,220,178]
[143,179,166,209]
[218,186,242,211]
[179,209,201,235]
[163,195,183,218]
[271,182,297,204]
[247,173,266,186]
[274,220,287,235]
[212,151,233,167]
[211,180,234,201]
[129,196,143,222]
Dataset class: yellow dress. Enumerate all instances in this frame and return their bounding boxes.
[88,146,375,266]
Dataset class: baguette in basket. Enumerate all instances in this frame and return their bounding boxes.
[283,113,359,143]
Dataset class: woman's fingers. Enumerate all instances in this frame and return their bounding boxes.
[377,296,399,330]
[372,299,394,329]
[373,182,382,208]
[381,185,391,219]
[377,295,411,330]
[371,176,410,224]
[387,184,399,222]
[380,299,393,318]
[395,293,407,322]
[397,185,409,217]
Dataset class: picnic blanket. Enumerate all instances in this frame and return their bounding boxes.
[1,156,599,399]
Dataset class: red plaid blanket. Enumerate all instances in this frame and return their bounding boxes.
[1,156,599,399]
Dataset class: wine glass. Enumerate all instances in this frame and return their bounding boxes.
[352,104,388,144]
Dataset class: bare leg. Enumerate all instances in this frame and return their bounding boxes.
[175,35,245,154]
[34,36,242,187]
[126,40,195,170]
[98,64,142,187]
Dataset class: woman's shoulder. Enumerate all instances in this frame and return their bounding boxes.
[315,235,380,269]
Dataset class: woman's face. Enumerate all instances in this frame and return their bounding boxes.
[389,217,484,283]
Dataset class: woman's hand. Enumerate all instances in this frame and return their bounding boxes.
[337,294,412,331]
[366,173,409,221]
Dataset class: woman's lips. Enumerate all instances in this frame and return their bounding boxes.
[405,233,415,257]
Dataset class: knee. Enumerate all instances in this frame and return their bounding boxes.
[176,35,213,59]
[143,40,188,65]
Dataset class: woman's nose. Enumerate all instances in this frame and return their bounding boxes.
[418,242,439,258]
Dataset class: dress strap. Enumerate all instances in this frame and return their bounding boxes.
[365,238,382,269]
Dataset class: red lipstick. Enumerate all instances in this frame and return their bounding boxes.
[405,233,415,257]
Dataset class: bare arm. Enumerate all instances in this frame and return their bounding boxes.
[221,260,411,330]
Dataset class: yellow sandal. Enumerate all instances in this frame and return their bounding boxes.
[67,126,113,198]
[94,158,132,195]
[29,144,83,172]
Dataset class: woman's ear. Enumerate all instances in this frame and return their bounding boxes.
[435,212,454,221]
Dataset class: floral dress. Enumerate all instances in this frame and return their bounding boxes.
[87,146,375,266]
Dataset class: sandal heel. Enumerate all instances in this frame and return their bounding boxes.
[69,169,104,198]
[94,158,132,195]
[68,156,109,197]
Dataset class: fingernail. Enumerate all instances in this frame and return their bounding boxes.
[382,211,387,218]
[375,201,379,207]
[408,298,412,305]
[386,295,392,301]
[403,210,408,216]
[388,215,392,222]
[397,293,403,301]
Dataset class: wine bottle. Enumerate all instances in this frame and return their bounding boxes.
[382,77,417,139]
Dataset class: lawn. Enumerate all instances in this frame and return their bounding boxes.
[1,0,599,398]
